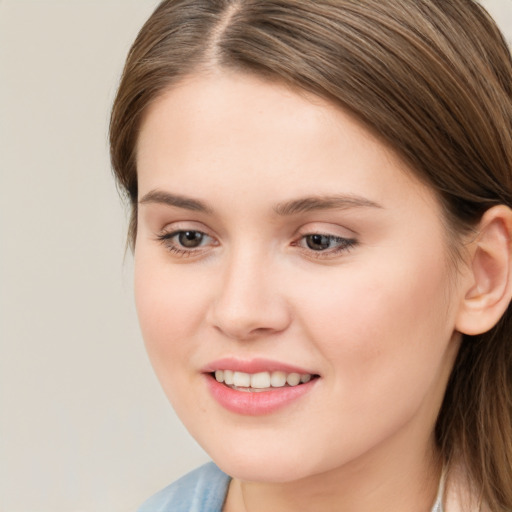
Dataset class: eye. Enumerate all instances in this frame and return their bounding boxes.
[176,230,205,248]
[295,233,357,257]
[305,234,338,251]
[157,229,215,256]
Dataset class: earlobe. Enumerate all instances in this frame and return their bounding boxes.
[455,205,512,336]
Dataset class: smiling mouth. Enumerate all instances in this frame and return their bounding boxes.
[211,370,319,392]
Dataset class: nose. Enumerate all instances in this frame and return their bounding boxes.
[207,248,291,341]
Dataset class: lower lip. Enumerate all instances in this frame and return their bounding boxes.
[205,374,318,415]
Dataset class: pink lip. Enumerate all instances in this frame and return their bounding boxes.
[202,357,315,375]
[205,375,318,415]
[202,358,319,416]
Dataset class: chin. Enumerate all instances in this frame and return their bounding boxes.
[215,456,315,483]
[199,433,329,483]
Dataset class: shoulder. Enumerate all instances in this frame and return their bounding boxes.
[137,462,231,512]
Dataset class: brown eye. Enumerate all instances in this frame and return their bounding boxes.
[305,234,332,251]
[178,231,204,248]
[298,233,357,257]
[157,229,215,256]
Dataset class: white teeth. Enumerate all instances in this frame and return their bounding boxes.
[286,373,301,386]
[270,371,287,387]
[251,372,271,389]
[214,370,314,389]
[233,371,251,387]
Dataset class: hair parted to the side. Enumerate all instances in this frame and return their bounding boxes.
[110,0,512,509]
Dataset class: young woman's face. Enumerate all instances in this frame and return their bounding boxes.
[135,71,463,482]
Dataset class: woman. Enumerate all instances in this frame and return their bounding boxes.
[110,1,512,510]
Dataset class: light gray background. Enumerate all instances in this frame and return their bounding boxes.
[1,1,511,511]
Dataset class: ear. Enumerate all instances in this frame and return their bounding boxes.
[455,205,512,336]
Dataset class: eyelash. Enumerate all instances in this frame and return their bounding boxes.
[156,230,357,259]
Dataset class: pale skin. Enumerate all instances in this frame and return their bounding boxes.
[134,70,512,512]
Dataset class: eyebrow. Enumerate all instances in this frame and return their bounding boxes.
[139,190,213,214]
[273,195,382,216]
[138,189,382,215]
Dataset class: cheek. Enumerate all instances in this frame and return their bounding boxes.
[294,247,455,402]
[133,250,209,381]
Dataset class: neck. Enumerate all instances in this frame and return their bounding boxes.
[224,437,442,512]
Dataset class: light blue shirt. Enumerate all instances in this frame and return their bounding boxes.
[137,463,230,512]
[137,462,444,511]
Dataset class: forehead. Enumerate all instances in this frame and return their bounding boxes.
[136,71,358,169]
[136,70,438,217]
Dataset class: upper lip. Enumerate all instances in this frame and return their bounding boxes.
[202,357,317,375]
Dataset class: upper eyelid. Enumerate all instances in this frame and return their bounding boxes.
[156,217,356,234]
[158,222,214,237]
[296,230,352,238]
[294,223,358,239]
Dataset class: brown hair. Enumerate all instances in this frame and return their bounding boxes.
[110,1,512,508]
